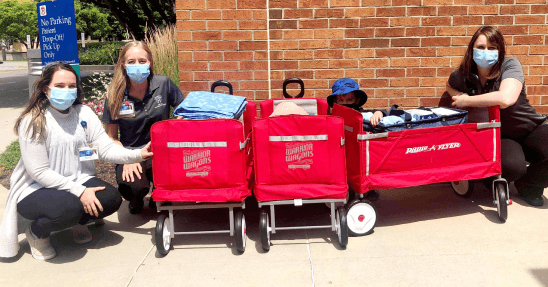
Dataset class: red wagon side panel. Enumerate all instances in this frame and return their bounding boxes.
[150,119,251,202]
[260,99,328,118]
[252,115,348,201]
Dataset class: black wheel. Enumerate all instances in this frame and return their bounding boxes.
[234,211,246,253]
[336,206,348,248]
[451,180,474,197]
[346,199,377,236]
[259,210,271,251]
[155,214,171,256]
[495,181,508,223]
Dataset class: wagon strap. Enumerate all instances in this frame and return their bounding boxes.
[269,135,328,142]
[167,141,227,148]
[477,122,501,129]
[357,133,389,140]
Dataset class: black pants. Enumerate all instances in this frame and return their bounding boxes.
[17,177,122,239]
[501,123,548,198]
[115,158,153,204]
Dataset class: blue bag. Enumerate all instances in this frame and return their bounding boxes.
[174,91,247,119]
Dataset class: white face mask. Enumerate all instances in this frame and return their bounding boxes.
[49,87,77,110]
[473,48,498,69]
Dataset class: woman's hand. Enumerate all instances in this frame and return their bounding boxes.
[370,111,384,127]
[80,187,105,217]
[140,142,153,160]
[123,163,143,182]
[452,93,471,108]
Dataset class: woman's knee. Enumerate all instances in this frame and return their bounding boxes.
[502,159,527,182]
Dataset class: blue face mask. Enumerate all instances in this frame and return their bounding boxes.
[126,63,150,83]
[49,87,77,111]
[473,48,498,69]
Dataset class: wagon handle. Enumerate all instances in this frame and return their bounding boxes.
[283,78,305,98]
[211,80,233,95]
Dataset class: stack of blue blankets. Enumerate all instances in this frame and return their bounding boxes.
[174,91,247,119]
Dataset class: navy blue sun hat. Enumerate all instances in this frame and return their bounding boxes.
[327,78,368,108]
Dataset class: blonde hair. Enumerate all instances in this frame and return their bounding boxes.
[15,62,83,141]
[106,41,154,119]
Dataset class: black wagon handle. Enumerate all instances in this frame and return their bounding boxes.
[283,78,305,98]
[211,80,233,95]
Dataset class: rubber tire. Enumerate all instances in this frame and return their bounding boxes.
[234,211,246,253]
[495,181,508,223]
[155,214,171,256]
[346,199,377,236]
[451,180,474,197]
[259,210,270,252]
[336,206,348,248]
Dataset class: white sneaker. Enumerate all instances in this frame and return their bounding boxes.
[25,226,56,260]
[72,224,93,244]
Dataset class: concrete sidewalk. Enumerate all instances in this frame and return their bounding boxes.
[0,61,28,77]
[1,106,548,286]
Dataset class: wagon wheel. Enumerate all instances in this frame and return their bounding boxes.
[336,206,348,248]
[451,180,474,198]
[259,210,271,251]
[234,211,246,253]
[494,181,508,223]
[346,199,377,236]
[155,214,172,256]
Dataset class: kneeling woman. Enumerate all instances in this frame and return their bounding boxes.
[0,62,153,260]
[447,26,548,206]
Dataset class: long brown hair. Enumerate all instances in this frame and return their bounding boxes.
[14,62,83,141]
[106,41,154,119]
[458,26,506,78]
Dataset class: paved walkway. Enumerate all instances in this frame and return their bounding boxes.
[0,61,28,77]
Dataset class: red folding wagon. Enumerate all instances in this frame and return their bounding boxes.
[150,81,256,256]
[332,104,510,236]
[252,79,349,251]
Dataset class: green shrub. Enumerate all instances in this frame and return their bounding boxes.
[0,141,21,171]
[78,41,126,65]
[144,26,179,88]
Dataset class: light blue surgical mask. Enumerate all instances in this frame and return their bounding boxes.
[473,48,498,69]
[49,87,77,111]
[126,63,150,83]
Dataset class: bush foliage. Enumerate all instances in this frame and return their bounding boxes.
[78,41,125,65]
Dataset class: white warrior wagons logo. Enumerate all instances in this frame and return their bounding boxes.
[285,142,314,169]
[405,142,461,154]
[183,149,211,177]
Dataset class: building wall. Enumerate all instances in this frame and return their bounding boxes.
[176,0,548,113]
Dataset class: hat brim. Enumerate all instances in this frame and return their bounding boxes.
[327,90,368,108]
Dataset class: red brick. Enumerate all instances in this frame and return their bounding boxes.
[486,0,514,3]
[237,0,266,8]
[375,28,405,37]
[360,58,389,68]
[329,19,360,28]
[362,0,391,5]
[270,40,299,50]
[315,29,345,39]
[329,59,358,68]
[422,0,453,4]
[284,9,314,19]
[241,81,269,90]
[284,30,314,39]
[407,48,436,57]
[507,46,530,55]
[392,0,421,4]
[360,18,390,27]
[269,20,298,29]
[194,51,223,61]
[346,69,375,78]
[405,27,435,37]
[300,40,329,49]
[176,11,190,20]
[525,76,543,85]
[331,0,360,7]
[178,41,207,51]
[451,56,464,67]
[453,16,483,26]
[192,31,221,41]
[254,71,270,80]
[207,0,236,8]
[191,10,221,20]
[421,77,447,87]
[516,15,546,24]
[239,20,268,29]
[360,79,389,88]
[299,0,329,8]
[408,68,436,77]
[392,38,420,47]
[284,50,314,59]
[516,0,547,3]
[316,70,345,79]
[269,0,298,8]
[514,35,544,45]
[437,47,467,56]
[452,37,472,46]
[390,17,421,27]
[422,17,452,26]
[178,72,193,82]
[407,7,437,16]
[194,71,223,81]
[391,58,420,67]
[345,28,375,38]
[438,6,468,15]
[485,16,515,25]
[468,5,499,15]
[179,61,208,71]
[376,7,406,17]
[533,106,548,115]
[269,30,283,40]
[239,41,268,50]
[254,91,269,100]
[345,8,376,17]
[254,31,268,40]
[527,86,548,95]
[376,48,405,57]
[209,20,237,30]
[314,8,345,18]
[530,25,548,34]
[253,10,268,20]
[437,27,467,36]
[299,60,328,69]
[241,61,268,70]
[332,39,360,48]
[531,4,548,13]
[527,95,541,105]
[366,98,390,108]
[177,20,206,30]
[419,97,443,106]
[223,10,252,20]
[345,49,375,58]
[300,19,329,29]
[255,51,269,60]
[530,46,548,55]
[176,0,205,10]
[500,5,530,14]
[515,56,543,65]
[377,68,406,78]
[498,25,529,35]
[224,51,253,61]
[284,71,315,80]
[315,49,344,59]
[177,32,191,41]
[422,37,451,47]
[421,58,450,67]
[178,52,192,61]
[209,41,238,50]
[209,61,238,71]
[269,9,282,19]
[377,89,405,98]
[391,78,420,87]
[179,81,208,92]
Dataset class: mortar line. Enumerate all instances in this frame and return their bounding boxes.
[125,244,155,287]
[266,0,272,99]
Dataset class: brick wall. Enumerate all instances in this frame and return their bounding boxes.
[176,0,548,113]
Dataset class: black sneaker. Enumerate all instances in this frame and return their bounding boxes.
[519,194,544,207]
[515,179,544,207]
[128,199,144,214]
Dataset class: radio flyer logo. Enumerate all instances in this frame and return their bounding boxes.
[183,149,211,177]
[40,6,47,16]
[285,142,314,169]
[405,142,461,154]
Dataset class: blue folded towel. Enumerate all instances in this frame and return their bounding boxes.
[380,116,404,126]
[361,112,373,123]
[174,91,247,119]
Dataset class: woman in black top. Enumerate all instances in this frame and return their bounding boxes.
[446,26,548,206]
[102,41,184,214]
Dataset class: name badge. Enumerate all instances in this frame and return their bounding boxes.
[119,101,135,116]
[79,147,98,161]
